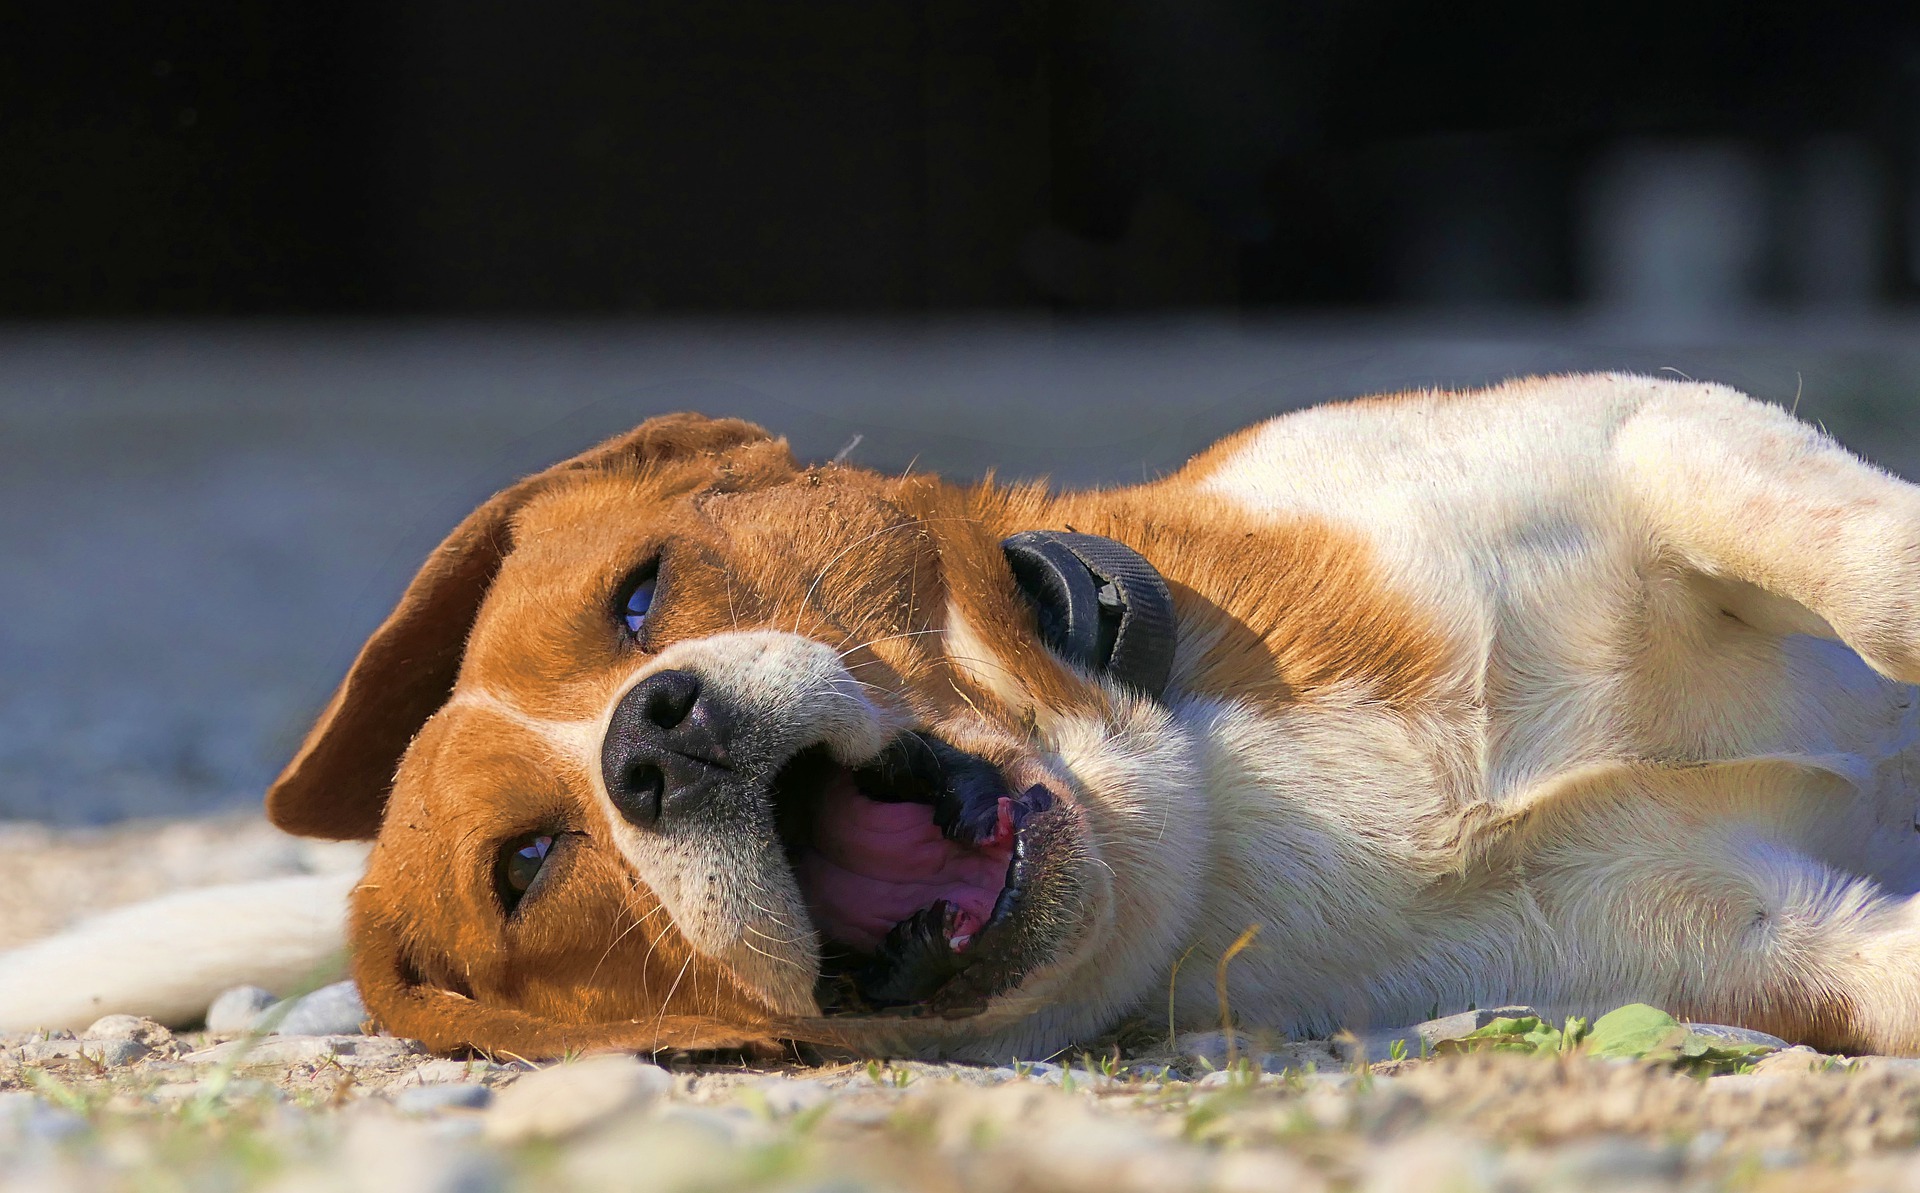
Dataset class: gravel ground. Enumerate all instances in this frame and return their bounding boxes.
[8,1014,1920,1192]
[13,816,1920,1191]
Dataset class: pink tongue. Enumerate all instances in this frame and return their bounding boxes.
[792,771,1013,953]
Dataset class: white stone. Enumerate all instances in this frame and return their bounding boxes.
[399,1059,492,1087]
[206,985,277,1033]
[1747,1046,1835,1078]
[1177,1030,1341,1074]
[1198,1069,1279,1089]
[330,1036,428,1067]
[82,1014,170,1045]
[0,1091,87,1145]
[395,1083,493,1115]
[1683,1022,1789,1050]
[343,1113,502,1193]
[1848,1055,1920,1078]
[187,1033,424,1069]
[91,1039,150,1066]
[265,981,367,1036]
[747,1077,831,1116]
[991,1060,1064,1083]
[1339,1006,1544,1064]
[1213,1150,1328,1193]
[560,1115,748,1190]
[653,1103,763,1143]
[1545,1138,1684,1185]
[483,1054,671,1144]
[18,1037,147,1066]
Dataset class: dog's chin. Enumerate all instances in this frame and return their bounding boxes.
[764,731,1085,1022]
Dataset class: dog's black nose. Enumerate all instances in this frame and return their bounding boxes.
[601,670,737,828]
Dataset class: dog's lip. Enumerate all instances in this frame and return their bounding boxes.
[769,731,1060,1014]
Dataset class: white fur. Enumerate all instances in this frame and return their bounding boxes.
[0,871,355,1032]
[1173,374,1920,1047]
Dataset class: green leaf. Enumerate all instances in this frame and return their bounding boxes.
[1585,1004,1689,1059]
[1459,1016,1543,1042]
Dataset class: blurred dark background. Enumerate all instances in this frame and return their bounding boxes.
[10,1,1920,824]
[8,0,1920,317]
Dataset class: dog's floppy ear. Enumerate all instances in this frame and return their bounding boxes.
[266,414,781,841]
[350,898,794,1060]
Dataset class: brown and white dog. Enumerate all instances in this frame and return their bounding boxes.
[11,372,1920,1060]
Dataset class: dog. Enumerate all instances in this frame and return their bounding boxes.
[11,372,1920,1061]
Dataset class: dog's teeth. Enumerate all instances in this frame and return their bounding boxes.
[854,899,974,1006]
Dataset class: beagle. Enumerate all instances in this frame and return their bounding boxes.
[14,373,1920,1060]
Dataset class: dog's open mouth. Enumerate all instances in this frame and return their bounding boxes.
[771,732,1054,1014]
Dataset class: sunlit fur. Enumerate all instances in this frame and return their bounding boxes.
[237,376,1920,1057]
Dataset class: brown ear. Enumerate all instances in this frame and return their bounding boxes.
[349,901,792,1059]
[266,414,781,840]
[370,981,789,1060]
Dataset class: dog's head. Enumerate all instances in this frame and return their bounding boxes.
[266,415,1209,1059]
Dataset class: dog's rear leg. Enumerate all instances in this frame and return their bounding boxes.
[0,871,355,1032]
[1539,817,1920,1054]
[1618,383,1920,682]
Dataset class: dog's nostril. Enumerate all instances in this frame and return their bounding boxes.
[639,670,701,731]
[624,763,666,820]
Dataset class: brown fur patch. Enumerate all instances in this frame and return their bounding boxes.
[969,482,1459,711]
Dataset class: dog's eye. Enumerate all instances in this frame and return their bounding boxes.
[496,833,553,914]
[622,567,658,636]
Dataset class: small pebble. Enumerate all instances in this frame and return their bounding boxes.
[1683,1022,1789,1051]
[82,1014,171,1045]
[1213,1151,1326,1193]
[1198,1069,1276,1089]
[992,1061,1064,1083]
[484,1054,672,1143]
[264,980,367,1036]
[344,1114,504,1193]
[1847,1055,1920,1078]
[188,1033,424,1068]
[402,1058,493,1086]
[747,1077,831,1116]
[0,1091,88,1145]
[18,1037,147,1066]
[396,1083,493,1115]
[206,985,277,1033]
